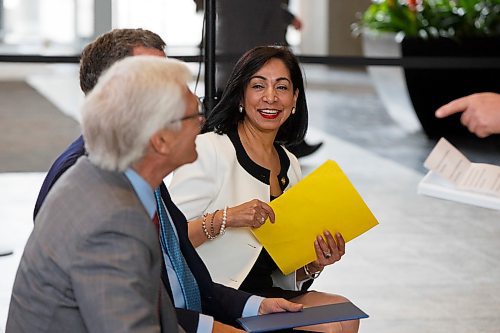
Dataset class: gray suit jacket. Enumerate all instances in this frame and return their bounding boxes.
[7,157,182,333]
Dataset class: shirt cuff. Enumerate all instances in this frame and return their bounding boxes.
[242,295,265,317]
[196,313,214,333]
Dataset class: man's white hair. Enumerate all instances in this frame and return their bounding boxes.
[81,56,192,171]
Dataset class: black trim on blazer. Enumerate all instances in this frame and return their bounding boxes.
[227,129,290,191]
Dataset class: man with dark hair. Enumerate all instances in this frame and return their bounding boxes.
[34,28,166,218]
[32,28,302,333]
[78,28,166,94]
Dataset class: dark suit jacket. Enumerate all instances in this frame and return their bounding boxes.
[34,136,252,332]
[33,135,86,220]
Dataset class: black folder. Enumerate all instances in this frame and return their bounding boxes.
[237,301,368,333]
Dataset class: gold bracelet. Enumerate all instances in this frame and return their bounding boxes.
[201,213,216,240]
[209,210,219,238]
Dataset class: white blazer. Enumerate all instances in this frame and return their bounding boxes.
[169,132,302,289]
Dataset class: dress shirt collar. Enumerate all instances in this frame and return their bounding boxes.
[124,168,156,219]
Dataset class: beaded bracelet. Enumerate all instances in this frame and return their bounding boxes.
[209,210,218,238]
[303,264,321,280]
[219,206,228,236]
[201,213,216,240]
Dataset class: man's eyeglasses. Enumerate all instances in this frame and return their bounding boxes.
[170,97,206,124]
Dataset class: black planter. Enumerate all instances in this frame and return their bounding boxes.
[401,37,500,139]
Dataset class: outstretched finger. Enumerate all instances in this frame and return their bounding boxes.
[435,96,469,118]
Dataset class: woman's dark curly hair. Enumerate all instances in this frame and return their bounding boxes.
[203,46,308,145]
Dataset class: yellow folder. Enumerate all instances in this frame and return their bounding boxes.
[252,160,379,275]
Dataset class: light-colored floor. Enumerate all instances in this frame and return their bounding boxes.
[0,173,44,331]
[301,129,500,333]
[0,63,499,332]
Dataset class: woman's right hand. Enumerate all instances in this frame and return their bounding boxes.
[227,199,275,228]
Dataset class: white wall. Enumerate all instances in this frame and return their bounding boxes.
[299,0,329,55]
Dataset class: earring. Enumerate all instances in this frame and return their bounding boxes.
[239,105,244,113]
[291,107,296,115]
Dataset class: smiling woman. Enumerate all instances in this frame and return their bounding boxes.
[239,58,298,139]
[169,46,359,333]
[205,46,308,146]
[242,58,298,128]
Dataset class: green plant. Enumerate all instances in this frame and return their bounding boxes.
[354,0,500,39]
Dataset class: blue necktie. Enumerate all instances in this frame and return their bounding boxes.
[154,189,202,312]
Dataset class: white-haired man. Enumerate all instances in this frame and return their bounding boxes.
[7,56,302,333]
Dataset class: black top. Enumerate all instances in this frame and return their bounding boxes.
[227,129,290,189]
[226,130,311,299]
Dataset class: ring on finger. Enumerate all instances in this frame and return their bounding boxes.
[323,251,332,259]
[260,216,265,224]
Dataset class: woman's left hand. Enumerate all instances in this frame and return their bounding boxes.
[310,231,345,270]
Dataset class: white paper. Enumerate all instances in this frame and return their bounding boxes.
[418,171,500,211]
[423,138,500,197]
